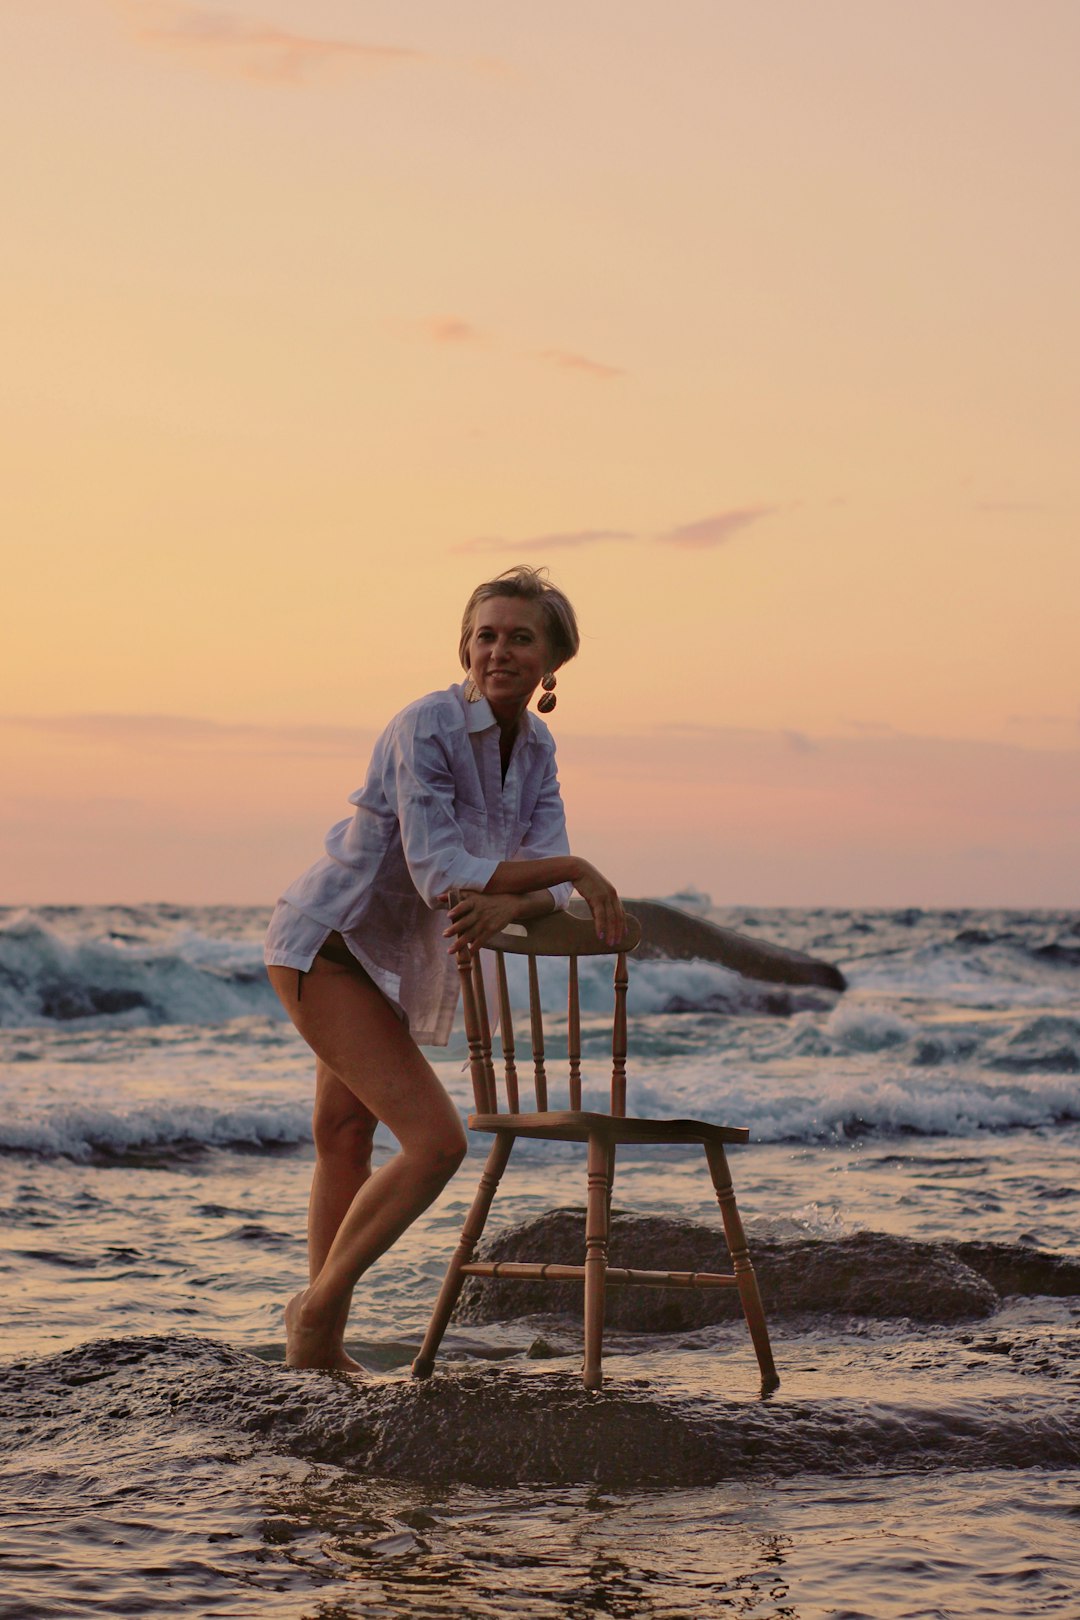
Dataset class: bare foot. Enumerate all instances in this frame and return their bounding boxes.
[331,1345,369,1375]
[330,1296,366,1373]
[284,1289,338,1369]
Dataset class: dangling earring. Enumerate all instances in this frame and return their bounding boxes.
[537,673,557,714]
[464,676,483,703]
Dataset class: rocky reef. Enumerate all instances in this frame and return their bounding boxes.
[454,1208,1080,1329]
[624,898,847,991]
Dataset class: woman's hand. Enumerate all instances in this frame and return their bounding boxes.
[573,861,627,948]
[443,891,525,953]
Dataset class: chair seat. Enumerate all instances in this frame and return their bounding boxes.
[468,1109,749,1146]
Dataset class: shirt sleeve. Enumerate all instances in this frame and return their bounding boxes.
[382,713,499,908]
[516,744,574,912]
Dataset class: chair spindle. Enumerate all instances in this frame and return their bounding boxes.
[527,955,548,1110]
[611,951,628,1116]
[470,955,499,1114]
[456,945,493,1113]
[568,957,582,1110]
[495,951,520,1112]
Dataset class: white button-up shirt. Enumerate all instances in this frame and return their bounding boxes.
[264,682,573,1045]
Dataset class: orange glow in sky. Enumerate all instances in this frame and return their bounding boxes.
[2,0,1077,904]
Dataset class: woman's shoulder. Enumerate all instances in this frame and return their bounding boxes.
[381,684,468,744]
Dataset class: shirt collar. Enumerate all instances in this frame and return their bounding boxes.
[457,681,538,743]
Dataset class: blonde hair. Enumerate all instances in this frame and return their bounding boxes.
[458,565,580,672]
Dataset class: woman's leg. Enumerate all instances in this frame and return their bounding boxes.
[309,1057,376,1277]
[268,959,467,1370]
[308,1058,376,1368]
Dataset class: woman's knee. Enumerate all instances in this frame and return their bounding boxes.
[409,1123,468,1184]
[440,1128,469,1176]
[312,1106,376,1166]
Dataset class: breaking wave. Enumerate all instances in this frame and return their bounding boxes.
[0,1099,312,1162]
[0,909,835,1031]
[4,1066,1079,1161]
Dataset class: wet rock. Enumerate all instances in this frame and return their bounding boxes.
[624,898,847,991]
[37,983,146,1020]
[7,1333,1080,1489]
[267,1369,1080,1484]
[660,985,836,1017]
[455,1210,1001,1328]
[526,1336,570,1359]
[952,1242,1080,1299]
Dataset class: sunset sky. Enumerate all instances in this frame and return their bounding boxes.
[3,0,1078,906]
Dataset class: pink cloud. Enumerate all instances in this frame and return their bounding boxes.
[118,3,425,85]
[452,530,636,556]
[419,316,485,345]
[449,504,784,558]
[538,350,624,381]
[403,322,624,378]
[656,507,776,549]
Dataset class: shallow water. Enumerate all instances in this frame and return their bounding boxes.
[6,1459,1080,1618]
[2,903,1079,1616]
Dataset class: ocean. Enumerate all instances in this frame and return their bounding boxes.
[1,900,1079,1618]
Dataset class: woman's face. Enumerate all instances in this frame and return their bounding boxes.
[467,595,553,721]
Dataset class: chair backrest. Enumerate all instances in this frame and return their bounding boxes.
[452,903,643,1117]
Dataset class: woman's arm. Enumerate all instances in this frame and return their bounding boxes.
[444,856,626,951]
[485,854,585,893]
[512,748,574,914]
[383,703,624,949]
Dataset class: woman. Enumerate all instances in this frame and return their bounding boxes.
[265,565,625,1370]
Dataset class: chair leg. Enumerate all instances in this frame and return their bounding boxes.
[704,1141,779,1393]
[412,1131,515,1380]
[583,1133,613,1391]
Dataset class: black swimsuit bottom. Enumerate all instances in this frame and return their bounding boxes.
[297,931,370,1000]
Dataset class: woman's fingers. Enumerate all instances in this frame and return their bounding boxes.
[449,878,627,952]
[443,892,506,953]
[444,908,477,950]
[443,898,472,950]
[583,884,625,947]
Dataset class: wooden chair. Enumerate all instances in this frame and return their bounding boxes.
[412,905,779,1393]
